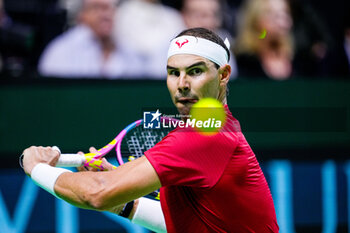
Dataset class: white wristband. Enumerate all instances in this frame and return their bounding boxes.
[131,197,166,233]
[31,163,72,197]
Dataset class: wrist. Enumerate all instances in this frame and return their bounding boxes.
[26,161,40,176]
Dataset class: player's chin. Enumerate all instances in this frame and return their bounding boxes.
[176,103,192,116]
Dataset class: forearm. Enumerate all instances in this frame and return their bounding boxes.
[54,157,161,210]
[30,163,104,210]
[29,162,126,214]
[54,170,133,211]
[54,172,104,210]
[54,171,168,233]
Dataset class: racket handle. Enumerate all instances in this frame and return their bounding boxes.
[56,154,86,167]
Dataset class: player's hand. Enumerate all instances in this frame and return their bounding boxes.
[77,147,114,172]
[21,146,60,175]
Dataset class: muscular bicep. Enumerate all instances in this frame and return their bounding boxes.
[54,156,161,210]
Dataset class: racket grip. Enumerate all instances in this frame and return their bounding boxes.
[56,154,86,167]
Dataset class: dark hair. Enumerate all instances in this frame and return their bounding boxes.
[175,27,231,67]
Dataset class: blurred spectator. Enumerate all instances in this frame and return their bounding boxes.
[327,12,350,77]
[0,0,7,71]
[180,0,237,78]
[39,0,142,78]
[59,0,80,26]
[181,0,228,41]
[342,23,350,75]
[289,0,333,77]
[234,0,294,80]
[0,0,35,77]
[115,0,185,79]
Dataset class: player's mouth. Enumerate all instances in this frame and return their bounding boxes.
[176,98,198,105]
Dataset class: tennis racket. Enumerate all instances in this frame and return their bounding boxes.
[53,117,178,200]
[54,117,178,170]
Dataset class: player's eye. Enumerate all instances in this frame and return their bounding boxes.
[168,69,180,77]
[188,68,203,76]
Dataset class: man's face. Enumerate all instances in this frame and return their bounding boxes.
[182,0,221,31]
[258,0,292,37]
[79,0,116,39]
[167,54,221,115]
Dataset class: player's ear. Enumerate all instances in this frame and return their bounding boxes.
[219,64,231,87]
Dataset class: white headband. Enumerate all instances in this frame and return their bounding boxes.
[167,36,230,67]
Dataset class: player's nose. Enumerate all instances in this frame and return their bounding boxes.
[177,74,190,93]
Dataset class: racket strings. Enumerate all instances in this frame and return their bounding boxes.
[115,118,177,200]
[122,127,173,160]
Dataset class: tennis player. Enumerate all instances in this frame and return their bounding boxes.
[22,28,279,232]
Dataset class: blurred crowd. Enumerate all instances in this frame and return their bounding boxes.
[0,0,349,80]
